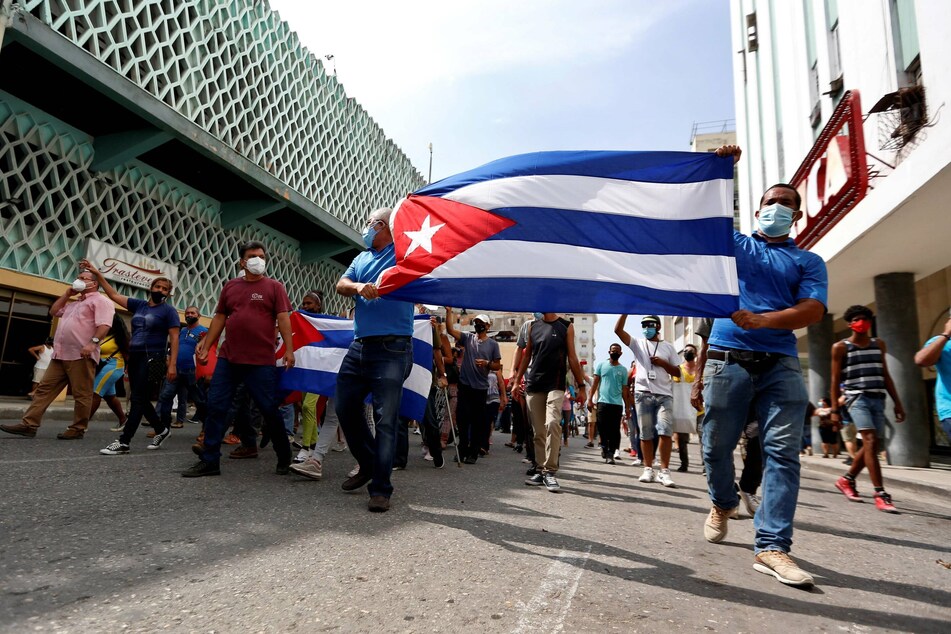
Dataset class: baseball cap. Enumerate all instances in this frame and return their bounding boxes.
[641,315,661,325]
[474,313,491,324]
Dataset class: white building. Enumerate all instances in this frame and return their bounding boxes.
[730,0,951,462]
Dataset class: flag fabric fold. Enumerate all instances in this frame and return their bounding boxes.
[277,312,433,421]
[376,150,739,317]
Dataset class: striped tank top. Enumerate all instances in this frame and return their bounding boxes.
[841,339,886,395]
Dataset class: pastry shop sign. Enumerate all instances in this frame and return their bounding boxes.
[84,239,179,290]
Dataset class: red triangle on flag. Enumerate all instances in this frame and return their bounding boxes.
[378,194,515,294]
[276,312,325,359]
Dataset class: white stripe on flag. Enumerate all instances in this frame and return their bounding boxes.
[442,174,733,220]
[294,345,348,374]
[431,241,739,295]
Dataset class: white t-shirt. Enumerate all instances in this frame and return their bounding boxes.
[627,338,680,397]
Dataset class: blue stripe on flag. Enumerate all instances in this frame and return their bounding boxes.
[384,277,737,318]
[399,389,429,423]
[417,151,734,197]
[280,367,339,398]
[484,208,735,256]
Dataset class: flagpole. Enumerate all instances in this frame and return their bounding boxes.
[427,142,433,184]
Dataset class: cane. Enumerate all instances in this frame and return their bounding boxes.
[441,386,463,468]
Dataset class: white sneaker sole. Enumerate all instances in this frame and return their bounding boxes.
[290,467,323,481]
[753,562,815,587]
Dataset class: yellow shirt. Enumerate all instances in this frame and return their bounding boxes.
[673,363,703,416]
[98,336,125,369]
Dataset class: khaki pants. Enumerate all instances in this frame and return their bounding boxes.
[23,359,96,432]
[526,390,566,474]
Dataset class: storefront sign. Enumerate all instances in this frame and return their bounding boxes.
[84,239,178,290]
[789,90,868,250]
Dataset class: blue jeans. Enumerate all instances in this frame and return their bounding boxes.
[846,393,886,435]
[334,338,413,498]
[199,359,290,464]
[701,355,807,554]
[157,368,199,426]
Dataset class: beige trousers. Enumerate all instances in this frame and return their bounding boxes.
[526,389,566,474]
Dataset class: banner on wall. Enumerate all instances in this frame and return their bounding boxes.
[84,239,179,290]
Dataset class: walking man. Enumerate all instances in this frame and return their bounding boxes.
[511,312,587,492]
[1,270,114,439]
[694,144,828,588]
[588,343,627,464]
[181,240,295,477]
[831,305,905,512]
[914,315,951,448]
[157,306,207,429]
[333,208,414,512]
[445,310,501,464]
[614,314,681,487]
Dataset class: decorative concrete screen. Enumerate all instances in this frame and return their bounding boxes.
[1,0,426,314]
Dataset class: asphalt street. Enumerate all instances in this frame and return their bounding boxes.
[1,422,949,633]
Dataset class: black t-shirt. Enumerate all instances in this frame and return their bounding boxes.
[526,317,570,393]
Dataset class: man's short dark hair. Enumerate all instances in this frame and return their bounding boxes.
[843,305,873,322]
[760,183,802,210]
[684,343,698,351]
[238,240,267,259]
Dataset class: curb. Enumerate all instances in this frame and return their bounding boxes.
[801,458,947,499]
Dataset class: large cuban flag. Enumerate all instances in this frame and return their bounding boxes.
[376,151,739,317]
[276,312,433,421]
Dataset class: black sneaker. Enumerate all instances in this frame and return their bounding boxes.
[182,460,221,477]
[526,466,538,476]
[463,456,477,465]
[100,440,130,455]
[515,444,523,453]
[146,427,171,450]
[525,473,544,486]
[276,463,290,475]
[543,473,561,492]
[433,452,445,469]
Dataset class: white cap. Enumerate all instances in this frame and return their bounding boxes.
[474,314,491,324]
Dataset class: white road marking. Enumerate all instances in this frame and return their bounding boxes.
[513,545,591,634]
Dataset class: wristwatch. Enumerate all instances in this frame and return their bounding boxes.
[91,337,101,345]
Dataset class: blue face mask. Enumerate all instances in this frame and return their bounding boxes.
[642,327,657,339]
[757,203,796,238]
[362,223,380,249]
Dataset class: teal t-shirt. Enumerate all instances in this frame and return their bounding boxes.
[595,360,627,406]
[926,336,951,420]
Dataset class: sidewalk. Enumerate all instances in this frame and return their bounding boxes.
[0,395,125,423]
[800,451,950,499]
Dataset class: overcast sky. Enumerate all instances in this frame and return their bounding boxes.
[267,0,736,365]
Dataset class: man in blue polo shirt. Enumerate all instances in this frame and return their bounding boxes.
[157,306,208,429]
[693,145,828,588]
[334,207,415,513]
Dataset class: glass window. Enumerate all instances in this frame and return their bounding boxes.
[892,0,920,72]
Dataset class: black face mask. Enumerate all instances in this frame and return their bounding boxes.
[609,352,621,361]
[151,291,167,304]
[684,351,696,362]
[474,323,487,334]
[185,316,199,325]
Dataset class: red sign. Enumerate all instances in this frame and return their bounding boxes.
[789,90,868,250]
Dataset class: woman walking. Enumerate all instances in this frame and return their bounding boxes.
[79,259,180,454]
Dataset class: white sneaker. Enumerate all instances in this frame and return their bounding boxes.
[613,449,622,460]
[740,490,761,516]
[638,467,655,483]
[347,464,360,478]
[652,457,661,469]
[656,469,676,488]
[332,442,347,452]
[293,448,311,464]
[630,458,643,467]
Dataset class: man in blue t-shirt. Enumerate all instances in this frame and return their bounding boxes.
[915,315,951,448]
[157,306,208,429]
[693,145,828,589]
[334,207,414,513]
[588,343,629,465]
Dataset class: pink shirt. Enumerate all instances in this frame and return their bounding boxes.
[53,293,116,362]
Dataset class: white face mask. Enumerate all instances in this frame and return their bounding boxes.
[245,256,266,275]
[71,279,88,292]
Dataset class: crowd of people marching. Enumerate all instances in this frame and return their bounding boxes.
[7,145,951,591]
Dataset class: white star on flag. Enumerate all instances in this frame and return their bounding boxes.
[403,214,445,255]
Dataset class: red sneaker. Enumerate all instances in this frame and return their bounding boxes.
[873,491,898,513]
[835,476,862,502]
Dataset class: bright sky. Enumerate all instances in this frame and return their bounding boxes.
[267,0,735,366]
